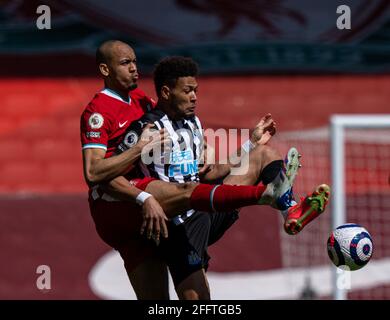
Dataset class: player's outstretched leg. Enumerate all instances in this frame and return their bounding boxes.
[284,184,331,235]
[258,147,301,210]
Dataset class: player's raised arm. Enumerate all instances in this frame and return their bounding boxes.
[248,113,277,147]
[199,114,277,183]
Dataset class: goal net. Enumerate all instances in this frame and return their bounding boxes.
[273,115,390,300]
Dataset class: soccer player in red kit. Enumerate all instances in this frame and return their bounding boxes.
[81,40,173,299]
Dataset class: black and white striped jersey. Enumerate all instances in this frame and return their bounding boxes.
[118,108,204,182]
[117,108,204,224]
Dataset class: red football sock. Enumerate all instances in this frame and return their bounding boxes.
[190,184,267,212]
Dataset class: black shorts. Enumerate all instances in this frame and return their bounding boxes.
[159,210,239,287]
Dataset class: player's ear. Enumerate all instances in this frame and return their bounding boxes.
[99,63,109,77]
[161,85,170,100]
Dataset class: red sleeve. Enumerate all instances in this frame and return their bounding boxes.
[80,102,111,151]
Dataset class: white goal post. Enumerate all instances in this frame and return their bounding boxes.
[331,114,390,300]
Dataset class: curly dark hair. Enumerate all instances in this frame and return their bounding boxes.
[153,56,199,95]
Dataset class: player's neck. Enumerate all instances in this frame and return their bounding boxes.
[103,84,129,102]
[157,102,181,121]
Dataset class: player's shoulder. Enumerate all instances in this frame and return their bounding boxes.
[142,108,165,122]
[125,108,164,135]
[83,93,116,115]
[83,93,104,111]
[80,93,115,129]
[130,88,156,109]
[130,87,148,99]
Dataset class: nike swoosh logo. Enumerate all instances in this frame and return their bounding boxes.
[119,121,128,128]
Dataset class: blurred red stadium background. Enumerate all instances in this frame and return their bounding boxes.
[0,75,389,299]
[1,0,390,300]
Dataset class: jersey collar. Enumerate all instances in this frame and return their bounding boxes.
[101,88,132,105]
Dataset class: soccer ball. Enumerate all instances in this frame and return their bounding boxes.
[327,223,373,271]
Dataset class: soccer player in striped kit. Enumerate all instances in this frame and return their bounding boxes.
[113,56,331,299]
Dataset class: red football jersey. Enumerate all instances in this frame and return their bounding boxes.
[80,87,155,158]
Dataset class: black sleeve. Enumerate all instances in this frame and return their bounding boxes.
[116,111,160,154]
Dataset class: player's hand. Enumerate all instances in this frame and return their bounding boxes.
[198,163,213,178]
[139,124,170,155]
[139,123,166,145]
[250,113,276,145]
[140,196,169,245]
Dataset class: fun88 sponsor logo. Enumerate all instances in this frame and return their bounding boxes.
[170,150,192,163]
[168,150,198,177]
